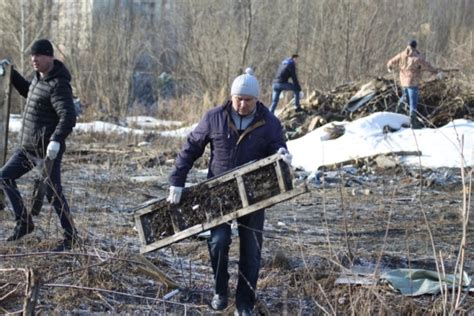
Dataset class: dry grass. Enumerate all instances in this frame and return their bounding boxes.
[0,127,472,315]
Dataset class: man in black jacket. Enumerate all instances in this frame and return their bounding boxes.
[269,54,302,114]
[0,39,77,251]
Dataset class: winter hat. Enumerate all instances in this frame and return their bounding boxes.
[409,39,417,49]
[30,39,54,56]
[231,68,260,98]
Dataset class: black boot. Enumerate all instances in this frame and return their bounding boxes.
[52,231,79,252]
[410,112,423,129]
[7,219,34,241]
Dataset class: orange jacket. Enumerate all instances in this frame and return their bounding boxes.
[387,46,438,87]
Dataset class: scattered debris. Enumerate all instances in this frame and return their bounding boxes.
[381,269,472,296]
[278,75,473,139]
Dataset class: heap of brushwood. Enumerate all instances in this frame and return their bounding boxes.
[278,74,473,139]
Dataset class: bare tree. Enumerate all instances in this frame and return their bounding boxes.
[0,0,52,112]
[240,0,253,72]
[1,0,472,118]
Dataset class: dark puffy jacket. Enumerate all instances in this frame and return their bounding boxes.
[273,58,301,91]
[12,60,76,156]
[170,101,286,187]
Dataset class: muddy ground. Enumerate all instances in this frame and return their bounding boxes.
[0,133,472,315]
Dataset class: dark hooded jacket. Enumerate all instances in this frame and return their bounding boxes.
[170,101,286,187]
[11,59,76,156]
[273,57,301,91]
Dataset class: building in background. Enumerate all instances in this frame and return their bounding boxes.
[51,0,172,107]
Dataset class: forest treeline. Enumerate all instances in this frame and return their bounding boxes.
[0,0,472,119]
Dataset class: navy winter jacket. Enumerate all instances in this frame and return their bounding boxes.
[273,58,301,91]
[11,60,76,156]
[170,101,287,187]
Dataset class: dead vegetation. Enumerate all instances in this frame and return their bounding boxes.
[0,130,472,314]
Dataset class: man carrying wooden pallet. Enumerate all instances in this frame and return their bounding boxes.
[167,68,292,316]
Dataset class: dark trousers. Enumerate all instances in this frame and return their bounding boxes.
[270,82,300,113]
[0,148,75,237]
[207,209,264,310]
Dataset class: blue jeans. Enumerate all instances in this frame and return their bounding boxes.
[398,87,419,113]
[207,209,264,310]
[270,82,300,113]
[0,148,75,237]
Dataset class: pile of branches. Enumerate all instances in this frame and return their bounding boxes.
[279,75,474,139]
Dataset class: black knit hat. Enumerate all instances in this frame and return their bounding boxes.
[30,39,54,56]
[409,39,417,49]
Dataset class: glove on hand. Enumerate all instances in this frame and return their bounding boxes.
[0,59,11,66]
[167,186,183,204]
[46,141,60,160]
[436,72,445,80]
[277,147,293,166]
[387,68,393,73]
[299,91,304,99]
[0,59,10,77]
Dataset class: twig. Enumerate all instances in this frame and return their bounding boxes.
[162,289,180,300]
[43,260,107,284]
[42,283,204,309]
[134,254,180,289]
[0,283,22,301]
[96,292,116,312]
[0,251,143,266]
[452,135,470,312]
[23,268,40,316]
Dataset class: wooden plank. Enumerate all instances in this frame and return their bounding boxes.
[0,63,12,209]
[0,63,12,164]
[236,175,249,207]
[139,185,307,253]
[202,154,281,187]
[275,160,287,193]
[134,213,148,246]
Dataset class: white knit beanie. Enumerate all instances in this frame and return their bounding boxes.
[231,68,260,98]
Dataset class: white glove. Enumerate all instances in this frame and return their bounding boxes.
[436,72,444,80]
[277,147,293,166]
[299,91,304,99]
[0,59,10,76]
[387,68,393,73]
[0,59,11,66]
[46,141,60,160]
[167,186,183,204]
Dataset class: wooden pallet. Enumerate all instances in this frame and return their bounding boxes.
[0,63,12,209]
[135,154,307,253]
